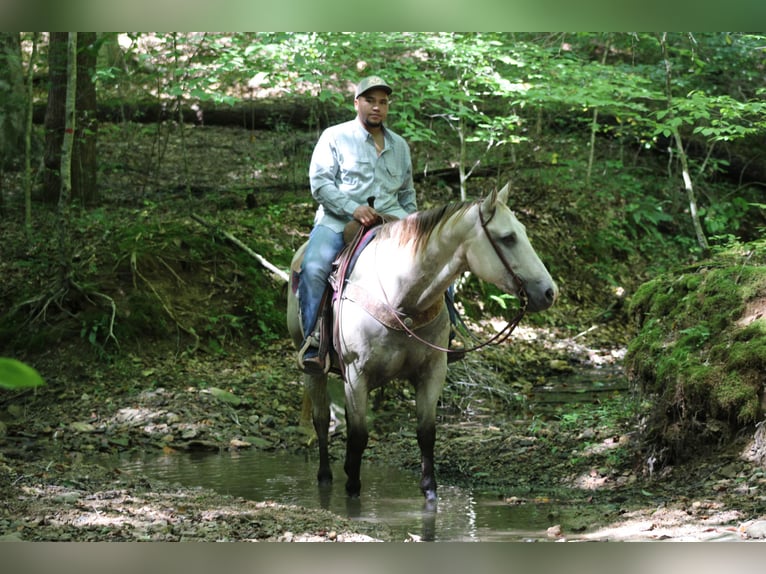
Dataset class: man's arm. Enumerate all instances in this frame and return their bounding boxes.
[397,146,417,214]
[308,131,360,219]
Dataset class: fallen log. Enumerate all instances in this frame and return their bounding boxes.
[191,213,289,283]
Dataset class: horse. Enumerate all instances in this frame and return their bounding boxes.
[286,183,557,501]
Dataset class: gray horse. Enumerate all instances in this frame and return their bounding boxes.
[287,183,557,501]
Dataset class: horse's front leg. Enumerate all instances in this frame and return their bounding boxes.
[343,375,369,497]
[304,373,332,486]
[415,365,446,502]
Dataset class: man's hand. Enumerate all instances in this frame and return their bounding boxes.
[352,204,381,227]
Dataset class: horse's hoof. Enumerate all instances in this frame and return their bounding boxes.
[317,471,333,486]
[424,490,437,503]
[345,480,361,498]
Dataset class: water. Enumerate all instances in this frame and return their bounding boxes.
[530,365,629,413]
[114,366,627,541]
[116,449,586,542]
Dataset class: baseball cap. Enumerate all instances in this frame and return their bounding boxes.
[355,76,393,98]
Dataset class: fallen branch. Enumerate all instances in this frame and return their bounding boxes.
[191,213,289,283]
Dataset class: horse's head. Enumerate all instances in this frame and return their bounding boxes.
[467,183,558,313]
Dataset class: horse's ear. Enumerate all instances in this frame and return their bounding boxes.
[497,182,510,205]
[480,188,498,220]
[480,183,510,220]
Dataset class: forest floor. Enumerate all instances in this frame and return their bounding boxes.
[3,330,766,542]
[3,123,766,542]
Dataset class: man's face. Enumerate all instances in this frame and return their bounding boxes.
[354,88,390,129]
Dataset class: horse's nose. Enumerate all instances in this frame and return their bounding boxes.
[545,285,558,304]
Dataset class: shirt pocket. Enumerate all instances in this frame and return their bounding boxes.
[384,158,402,180]
[339,159,371,187]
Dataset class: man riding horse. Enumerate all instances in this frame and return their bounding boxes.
[297,76,460,373]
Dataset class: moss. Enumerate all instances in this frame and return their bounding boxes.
[626,244,766,462]
[710,372,760,424]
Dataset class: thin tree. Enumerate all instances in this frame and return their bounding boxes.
[0,33,25,218]
[43,32,98,206]
[57,32,77,289]
[24,32,39,232]
[585,34,611,190]
[659,33,710,256]
[42,33,68,204]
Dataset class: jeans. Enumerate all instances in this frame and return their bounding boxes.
[298,224,346,341]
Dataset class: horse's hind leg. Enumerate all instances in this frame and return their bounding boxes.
[304,374,332,485]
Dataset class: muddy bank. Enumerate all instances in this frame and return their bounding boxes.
[3,328,766,542]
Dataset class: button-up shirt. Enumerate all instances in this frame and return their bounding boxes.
[309,119,417,232]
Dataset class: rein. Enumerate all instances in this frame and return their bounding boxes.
[374,200,529,357]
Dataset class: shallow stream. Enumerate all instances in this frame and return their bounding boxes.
[117,448,607,541]
[114,365,628,541]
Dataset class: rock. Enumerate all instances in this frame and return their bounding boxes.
[546,524,562,538]
[577,428,596,440]
[70,421,97,433]
[229,438,251,448]
[243,436,273,449]
[718,462,740,478]
[548,360,573,372]
[54,492,82,504]
[208,387,241,406]
[744,520,766,539]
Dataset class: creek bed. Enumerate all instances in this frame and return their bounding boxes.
[110,448,613,541]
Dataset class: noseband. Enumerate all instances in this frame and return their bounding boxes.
[376,200,528,356]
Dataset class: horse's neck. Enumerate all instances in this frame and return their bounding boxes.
[360,209,475,311]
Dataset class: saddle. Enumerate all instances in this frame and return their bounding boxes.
[291,219,385,375]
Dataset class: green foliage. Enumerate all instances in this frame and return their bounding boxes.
[626,245,766,460]
[0,358,45,390]
[7,31,766,369]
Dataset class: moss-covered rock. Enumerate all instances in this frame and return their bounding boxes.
[626,241,766,463]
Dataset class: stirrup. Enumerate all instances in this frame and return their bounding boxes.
[297,336,330,374]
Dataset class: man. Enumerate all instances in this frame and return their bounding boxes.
[297,76,417,373]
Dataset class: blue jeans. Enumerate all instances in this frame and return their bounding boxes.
[298,224,346,341]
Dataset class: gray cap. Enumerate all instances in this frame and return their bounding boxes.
[355,76,392,98]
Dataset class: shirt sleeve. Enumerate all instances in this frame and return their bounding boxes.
[397,145,417,214]
[308,130,360,218]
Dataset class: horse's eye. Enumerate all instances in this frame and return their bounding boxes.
[501,232,517,246]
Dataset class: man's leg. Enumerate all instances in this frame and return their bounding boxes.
[298,225,345,370]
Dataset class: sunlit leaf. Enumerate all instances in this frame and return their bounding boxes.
[0,358,45,391]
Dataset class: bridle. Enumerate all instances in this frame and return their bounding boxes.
[375,199,528,357]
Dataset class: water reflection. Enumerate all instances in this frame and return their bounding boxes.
[114,449,565,541]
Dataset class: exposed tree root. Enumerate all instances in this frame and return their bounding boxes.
[130,251,200,354]
[12,277,119,351]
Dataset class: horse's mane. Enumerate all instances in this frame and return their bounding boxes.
[377,201,474,253]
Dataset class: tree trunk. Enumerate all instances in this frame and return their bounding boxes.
[73,32,98,205]
[0,32,25,217]
[24,32,39,231]
[659,33,710,256]
[586,34,611,190]
[0,33,24,160]
[43,32,98,206]
[43,32,68,204]
[57,32,77,289]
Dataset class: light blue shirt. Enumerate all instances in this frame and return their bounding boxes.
[309,119,417,232]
